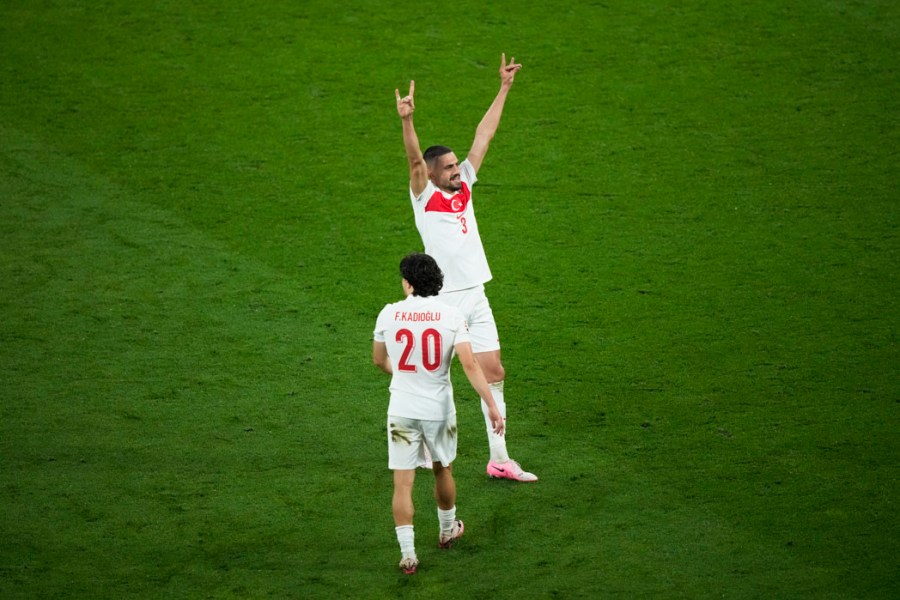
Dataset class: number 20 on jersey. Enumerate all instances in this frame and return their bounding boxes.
[396,328,443,372]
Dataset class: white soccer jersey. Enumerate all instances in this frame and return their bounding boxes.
[410,159,492,292]
[374,295,471,420]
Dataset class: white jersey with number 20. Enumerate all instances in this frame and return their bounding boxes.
[374,294,470,420]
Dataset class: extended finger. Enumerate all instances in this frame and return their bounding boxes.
[409,80,415,97]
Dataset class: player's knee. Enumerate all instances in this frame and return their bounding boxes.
[475,351,504,383]
[486,363,505,384]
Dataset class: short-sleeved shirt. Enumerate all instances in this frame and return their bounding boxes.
[410,159,492,292]
[374,295,470,420]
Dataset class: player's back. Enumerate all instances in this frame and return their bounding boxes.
[376,294,469,420]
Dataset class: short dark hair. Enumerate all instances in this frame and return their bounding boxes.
[399,253,444,297]
[423,145,453,169]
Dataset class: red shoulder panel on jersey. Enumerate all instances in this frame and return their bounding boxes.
[424,183,470,214]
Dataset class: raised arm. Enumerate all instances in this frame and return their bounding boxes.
[455,341,505,435]
[467,53,523,174]
[396,81,429,197]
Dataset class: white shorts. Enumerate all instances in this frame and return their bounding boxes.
[388,415,458,470]
[438,285,501,353]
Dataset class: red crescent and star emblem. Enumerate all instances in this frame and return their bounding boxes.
[424,183,471,214]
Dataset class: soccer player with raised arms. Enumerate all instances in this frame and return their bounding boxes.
[373,252,505,574]
[394,53,537,482]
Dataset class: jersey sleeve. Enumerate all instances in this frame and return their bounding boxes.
[373,304,391,342]
[449,307,471,346]
[411,180,436,204]
[459,159,478,188]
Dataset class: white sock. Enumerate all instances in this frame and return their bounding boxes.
[437,506,456,534]
[481,381,509,463]
[395,525,416,559]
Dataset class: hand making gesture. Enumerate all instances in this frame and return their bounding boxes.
[395,80,415,118]
[500,53,522,87]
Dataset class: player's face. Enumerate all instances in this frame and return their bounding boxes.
[430,153,462,193]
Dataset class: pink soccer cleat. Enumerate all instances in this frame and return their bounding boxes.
[438,519,465,549]
[486,459,538,482]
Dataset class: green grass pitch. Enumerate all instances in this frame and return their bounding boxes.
[1,1,897,598]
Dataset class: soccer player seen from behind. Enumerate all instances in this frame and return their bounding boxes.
[395,53,537,482]
[373,253,505,575]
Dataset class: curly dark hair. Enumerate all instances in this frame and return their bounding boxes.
[399,253,444,297]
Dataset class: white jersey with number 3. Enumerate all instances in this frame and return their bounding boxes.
[374,294,470,420]
[410,159,492,292]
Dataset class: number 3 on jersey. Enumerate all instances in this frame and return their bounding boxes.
[396,328,443,372]
[457,213,468,234]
